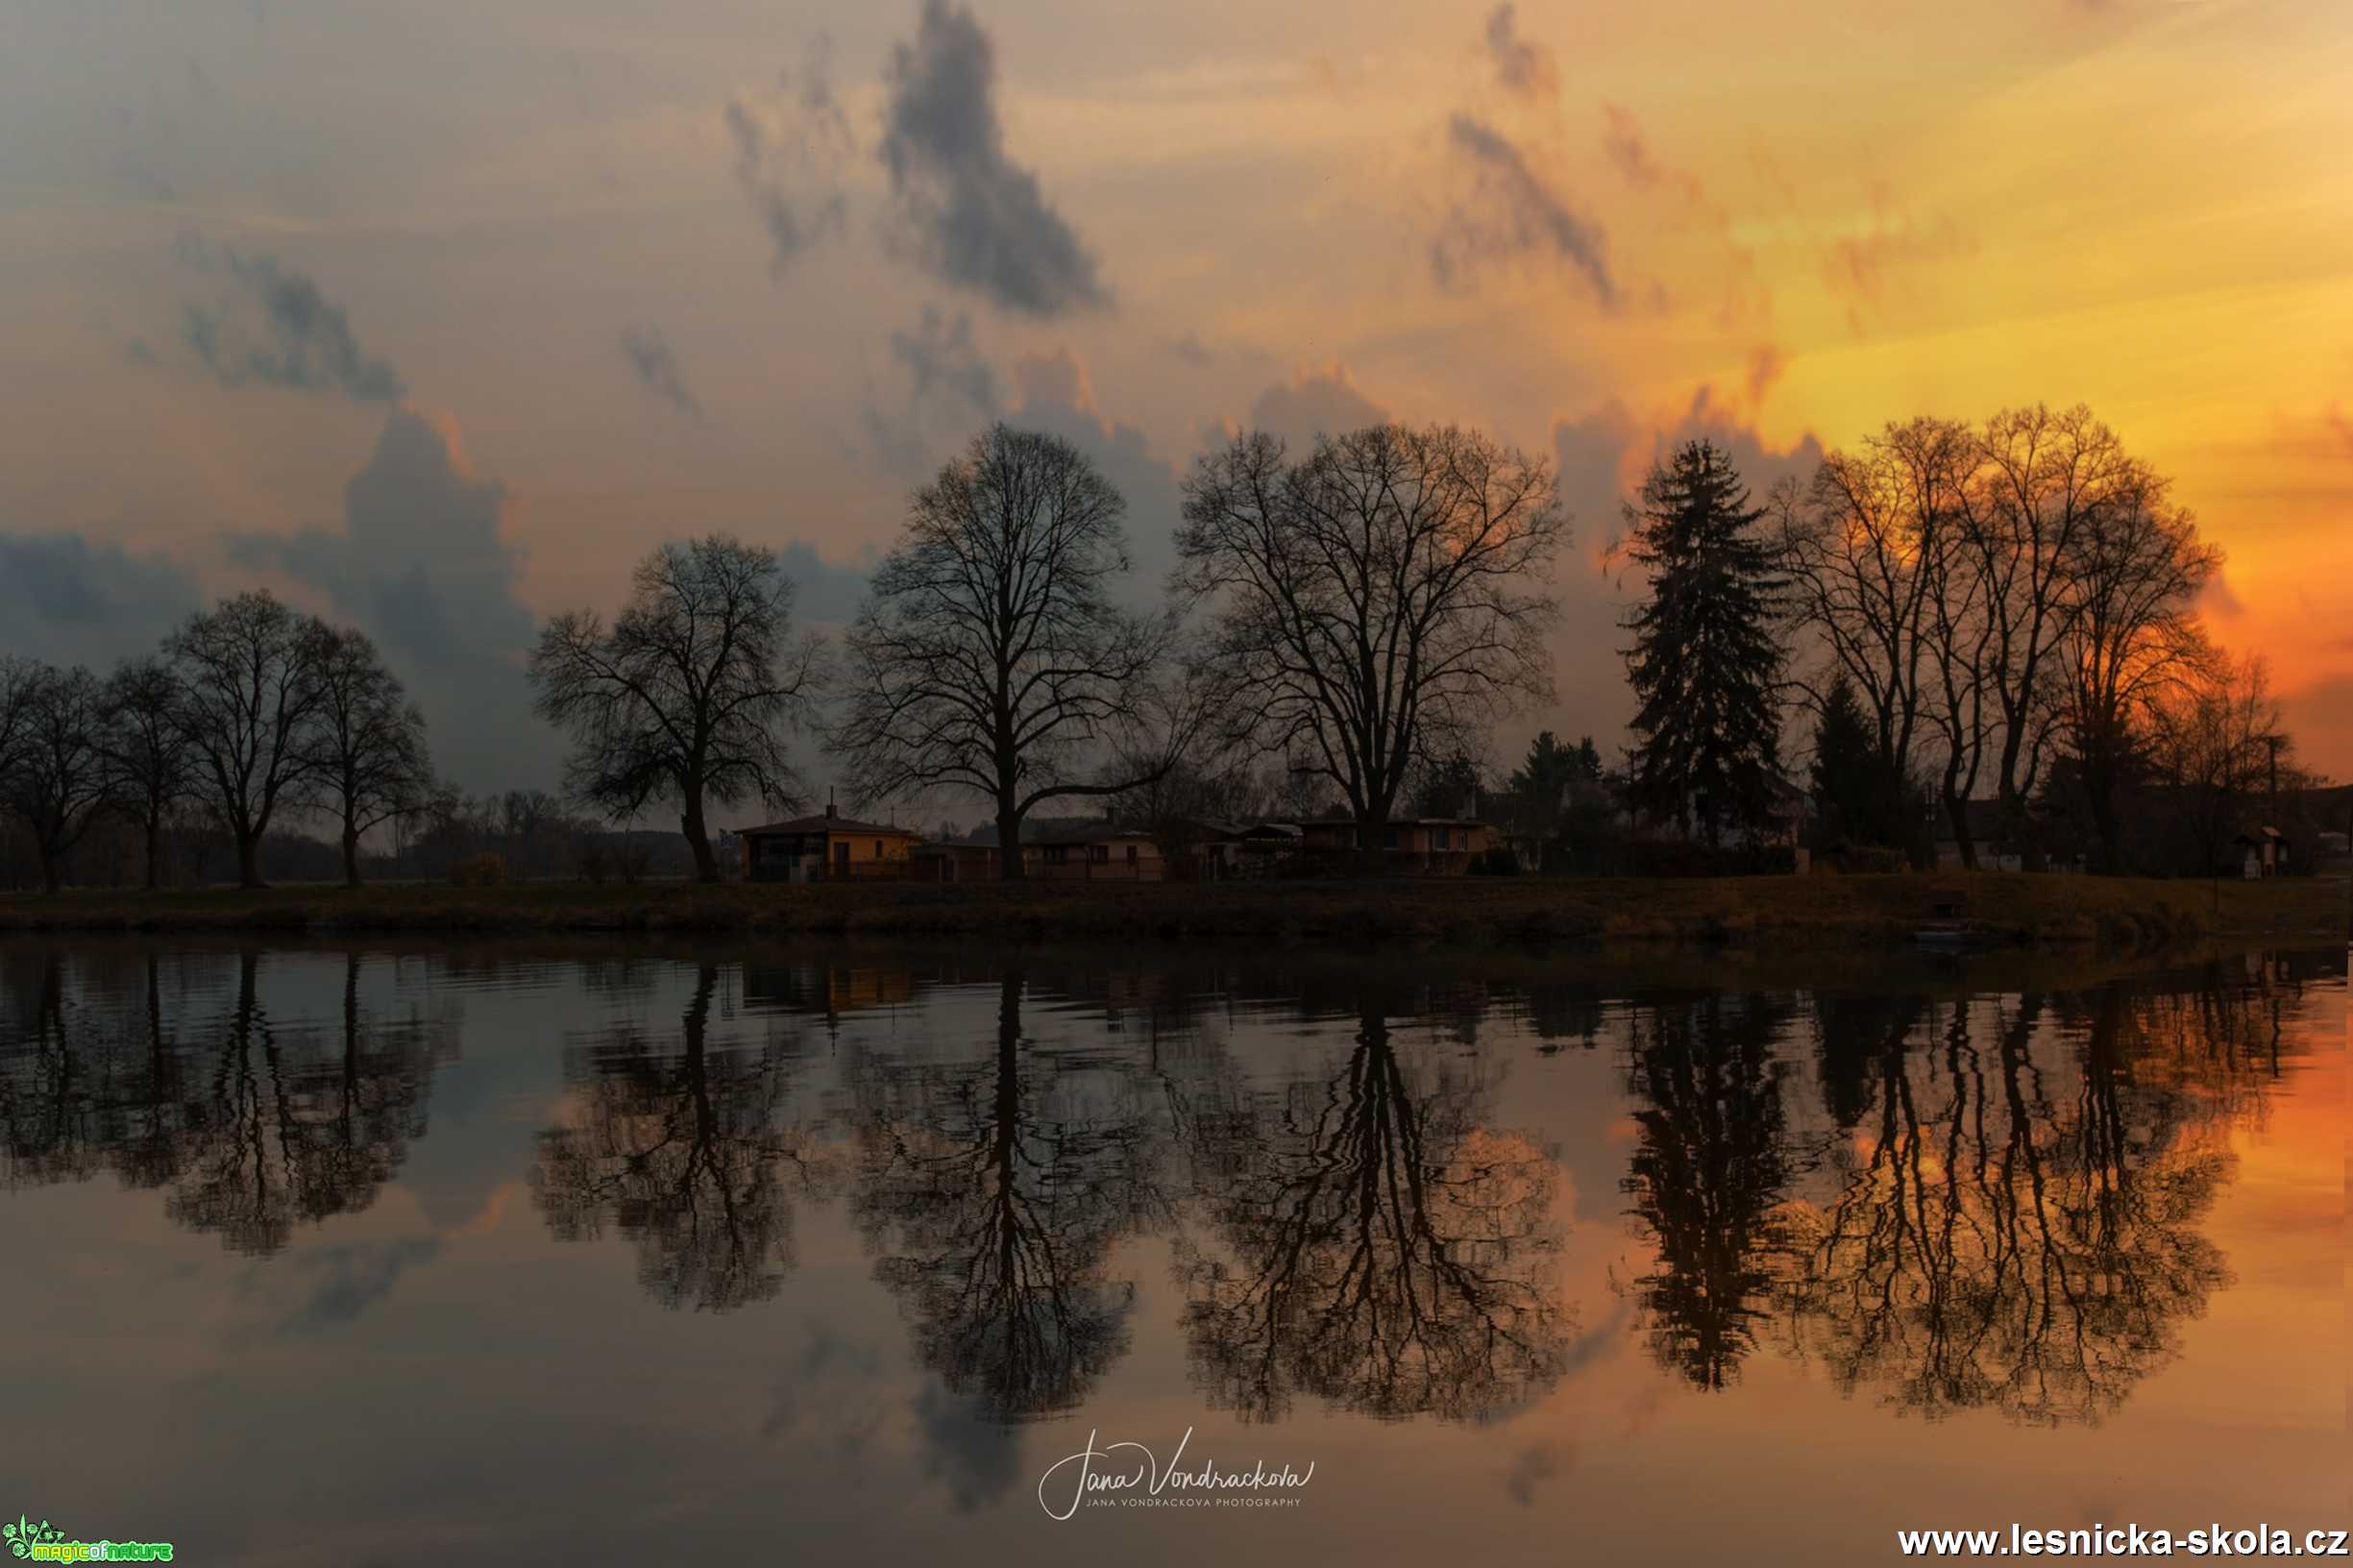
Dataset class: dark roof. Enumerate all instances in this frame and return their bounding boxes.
[741,814,916,838]
[1299,817,1486,829]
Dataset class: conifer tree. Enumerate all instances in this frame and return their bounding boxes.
[1621,440,1786,846]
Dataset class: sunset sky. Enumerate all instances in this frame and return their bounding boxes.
[3,0,2347,792]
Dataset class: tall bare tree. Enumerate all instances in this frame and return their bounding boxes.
[0,665,112,893]
[99,656,197,890]
[1177,423,1566,841]
[164,591,331,889]
[1966,405,2137,829]
[832,426,1174,878]
[2149,650,2287,878]
[2055,467,2220,870]
[530,534,821,883]
[305,625,431,887]
[0,656,37,793]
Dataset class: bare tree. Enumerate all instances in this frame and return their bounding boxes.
[1966,405,2138,829]
[304,625,431,887]
[2056,468,2221,870]
[832,426,1174,878]
[98,656,197,890]
[530,534,821,883]
[0,657,38,794]
[164,591,331,889]
[0,665,112,893]
[2149,650,2287,877]
[1177,423,1565,840]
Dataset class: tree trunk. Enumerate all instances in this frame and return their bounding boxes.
[1942,781,1975,870]
[37,839,61,895]
[143,811,164,891]
[342,822,363,889]
[681,790,719,883]
[995,796,1026,883]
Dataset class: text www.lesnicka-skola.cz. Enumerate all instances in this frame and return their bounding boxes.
[1898,1526,2351,1558]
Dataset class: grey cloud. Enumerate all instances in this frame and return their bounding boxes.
[880,0,1108,317]
[249,1237,442,1343]
[726,37,853,275]
[1433,114,1615,308]
[231,407,545,789]
[1244,361,1390,450]
[1010,348,1181,589]
[1484,5,1560,101]
[176,241,404,403]
[911,1380,1023,1512]
[1503,1441,1564,1505]
[1168,331,1213,366]
[862,304,999,476]
[619,325,702,418]
[777,541,877,625]
[0,532,200,668]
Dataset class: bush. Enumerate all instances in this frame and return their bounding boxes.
[450,851,508,888]
[1469,845,1522,876]
[574,839,611,885]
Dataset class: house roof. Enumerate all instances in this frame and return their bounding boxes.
[740,813,917,838]
[1299,817,1486,829]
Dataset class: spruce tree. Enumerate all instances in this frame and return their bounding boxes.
[1621,440,1786,846]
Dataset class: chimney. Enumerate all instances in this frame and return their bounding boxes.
[828,784,837,821]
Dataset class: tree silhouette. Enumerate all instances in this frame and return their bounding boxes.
[1175,1001,1569,1422]
[533,964,829,1311]
[845,972,1163,1420]
[1620,992,1801,1390]
[1775,983,2241,1425]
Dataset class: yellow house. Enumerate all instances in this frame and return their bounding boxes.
[740,813,920,883]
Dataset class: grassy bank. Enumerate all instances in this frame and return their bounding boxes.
[1,872,2341,951]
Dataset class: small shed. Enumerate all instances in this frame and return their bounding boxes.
[2233,826,2289,880]
[740,813,920,883]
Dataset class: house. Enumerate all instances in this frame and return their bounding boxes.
[1298,817,1496,873]
[739,812,921,883]
[910,819,1167,881]
[2233,825,2290,880]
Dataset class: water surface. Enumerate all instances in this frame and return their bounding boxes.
[1,940,2343,1564]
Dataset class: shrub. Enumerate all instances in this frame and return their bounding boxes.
[450,850,508,888]
[1469,845,1522,876]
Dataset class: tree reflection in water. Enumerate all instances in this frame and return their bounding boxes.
[1619,992,1801,1391]
[0,949,447,1255]
[1174,1001,1569,1423]
[844,972,1163,1422]
[533,964,831,1312]
[1771,980,2252,1426]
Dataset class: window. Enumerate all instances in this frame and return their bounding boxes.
[1090,844,1110,864]
[1434,827,1450,850]
[1383,827,1399,849]
[1125,844,1138,864]
[874,840,884,858]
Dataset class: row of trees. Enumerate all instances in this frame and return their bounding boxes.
[0,595,429,890]
[1617,405,2290,871]
[527,421,1572,881]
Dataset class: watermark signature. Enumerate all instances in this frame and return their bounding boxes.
[1036,1429,1315,1521]
[6,1515,173,1562]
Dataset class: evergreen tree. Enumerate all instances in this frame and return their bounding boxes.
[1570,735,1604,781]
[1808,674,1880,845]
[1621,440,1786,846]
[1508,730,1578,807]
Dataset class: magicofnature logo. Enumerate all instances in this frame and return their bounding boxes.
[5,1515,173,1562]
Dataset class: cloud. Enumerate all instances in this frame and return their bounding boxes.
[1745,344,1788,411]
[880,0,1108,317]
[778,541,877,625]
[726,37,853,274]
[911,1380,1024,1512]
[1243,360,1391,450]
[862,304,1001,475]
[2324,401,2353,457]
[0,532,200,669]
[1168,331,1214,367]
[1432,114,1615,308]
[1483,5,1560,101]
[1503,1441,1565,1506]
[1601,105,1704,207]
[1009,347,1183,587]
[175,241,404,403]
[231,406,544,789]
[235,1237,442,1344]
[1821,187,1969,326]
[618,326,702,418]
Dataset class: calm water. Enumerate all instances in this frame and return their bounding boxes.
[0,940,2343,1565]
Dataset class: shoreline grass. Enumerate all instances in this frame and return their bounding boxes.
[1,872,2341,953]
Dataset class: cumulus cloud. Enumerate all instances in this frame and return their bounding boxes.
[726,37,854,274]
[176,240,404,403]
[1243,360,1391,450]
[1009,347,1183,587]
[618,326,702,418]
[880,0,1109,317]
[1484,5,1560,102]
[231,406,544,788]
[1432,114,1615,308]
[0,532,200,669]
[778,541,878,625]
[863,304,1001,475]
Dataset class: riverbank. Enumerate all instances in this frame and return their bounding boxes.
[1,872,2340,951]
